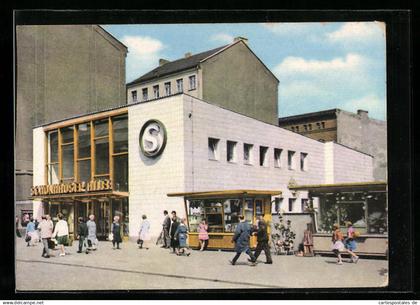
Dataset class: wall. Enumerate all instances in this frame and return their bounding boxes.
[280,117,338,143]
[128,95,187,238]
[337,110,387,181]
[16,25,127,202]
[201,42,278,125]
[32,127,46,220]
[127,69,200,103]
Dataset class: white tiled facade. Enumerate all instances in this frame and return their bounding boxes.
[33,94,374,238]
[32,127,46,220]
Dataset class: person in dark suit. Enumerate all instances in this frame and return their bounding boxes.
[252,215,273,264]
[77,217,89,254]
[169,211,180,254]
[162,210,171,248]
[230,215,256,266]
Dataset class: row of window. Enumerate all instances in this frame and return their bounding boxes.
[131,75,197,103]
[291,121,325,132]
[46,114,128,192]
[208,138,308,171]
[274,198,309,213]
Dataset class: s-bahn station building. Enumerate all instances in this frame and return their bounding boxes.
[29,37,386,253]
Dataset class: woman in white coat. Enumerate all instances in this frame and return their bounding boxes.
[138,215,151,250]
[52,213,69,257]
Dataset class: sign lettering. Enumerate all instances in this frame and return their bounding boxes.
[30,180,112,196]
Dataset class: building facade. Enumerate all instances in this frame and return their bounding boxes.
[278,109,387,181]
[32,94,374,239]
[16,25,128,227]
[127,37,279,125]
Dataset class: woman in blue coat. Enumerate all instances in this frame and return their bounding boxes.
[230,215,256,265]
[174,218,191,256]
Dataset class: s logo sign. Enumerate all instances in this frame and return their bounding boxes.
[139,119,167,158]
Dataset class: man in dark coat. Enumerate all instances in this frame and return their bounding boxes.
[169,211,180,253]
[162,210,171,248]
[252,216,273,264]
[77,217,89,254]
[230,215,256,266]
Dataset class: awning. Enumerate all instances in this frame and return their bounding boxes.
[289,181,387,194]
[30,190,129,201]
[167,189,282,199]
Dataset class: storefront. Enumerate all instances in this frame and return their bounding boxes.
[31,108,129,241]
[289,182,388,256]
[168,190,280,250]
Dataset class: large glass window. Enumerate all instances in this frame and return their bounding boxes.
[48,164,59,184]
[367,195,387,234]
[95,138,109,175]
[60,126,74,144]
[208,138,220,160]
[113,154,128,192]
[77,123,91,158]
[243,143,253,165]
[112,115,128,154]
[94,119,109,138]
[61,144,74,180]
[48,131,59,163]
[259,146,268,167]
[77,159,91,182]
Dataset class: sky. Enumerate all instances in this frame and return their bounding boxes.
[104,22,386,120]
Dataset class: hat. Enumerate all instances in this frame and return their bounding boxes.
[333,223,340,229]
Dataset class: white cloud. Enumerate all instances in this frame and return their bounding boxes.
[326,22,385,44]
[121,35,165,82]
[274,53,364,76]
[210,33,234,44]
[262,23,320,36]
[343,94,386,120]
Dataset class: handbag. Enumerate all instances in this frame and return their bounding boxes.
[108,232,114,241]
[25,234,31,242]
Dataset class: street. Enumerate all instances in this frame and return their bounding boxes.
[15,237,388,290]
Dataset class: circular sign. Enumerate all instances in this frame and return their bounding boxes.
[139,119,167,158]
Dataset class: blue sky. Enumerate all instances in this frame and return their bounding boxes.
[104,23,386,120]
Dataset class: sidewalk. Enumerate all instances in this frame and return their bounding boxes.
[15,237,388,290]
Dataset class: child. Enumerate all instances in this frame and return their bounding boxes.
[198,218,209,251]
[331,224,345,265]
[138,214,151,250]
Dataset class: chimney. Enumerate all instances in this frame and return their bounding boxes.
[184,52,192,58]
[159,58,170,66]
[357,109,369,119]
[233,36,248,44]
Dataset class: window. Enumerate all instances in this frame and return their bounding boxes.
[274,198,283,213]
[259,146,269,167]
[47,131,59,184]
[300,152,308,171]
[189,75,196,90]
[60,126,75,182]
[316,122,321,129]
[76,123,91,182]
[288,198,296,212]
[164,82,171,96]
[176,79,183,93]
[301,199,309,212]
[94,119,109,178]
[303,124,307,131]
[243,143,253,165]
[308,123,312,131]
[208,138,220,160]
[142,88,148,101]
[153,85,159,98]
[274,148,282,168]
[226,140,237,163]
[295,126,300,132]
[288,150,296,170]
[131,90,137,103]
[321,121,325,129]
[291,126,295,132]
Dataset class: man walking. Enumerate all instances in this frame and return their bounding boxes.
[251,215,273,264]
[86,214,98,251]
[161,210,171,248]
[77,217,89,254]
[230,215,256,266]
[38,215,53,258]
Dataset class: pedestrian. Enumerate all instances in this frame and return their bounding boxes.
[169,211,180,254]
[38,215,53,258]
[198,218,209,251]
[86,214,98,251]
[303,223,314,256]
[16,216,21,238]
[174,218,191,256]
[161,210,171,248]
[138,215,151,250]
[77,217,89,254]
[25,218,39,246]
[331,223,345,265]
[251,215,273,264]
[344,221,360,263]
[111,215,122,250]
[52,213,69,257]
[230,215,256,266]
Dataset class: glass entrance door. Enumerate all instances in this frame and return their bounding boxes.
[96,200,111,240]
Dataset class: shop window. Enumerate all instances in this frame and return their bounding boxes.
[164,82,171,96]
[95,137,109,175]
[367,195,387,234]
[227,140,237,163]
[244,199,254,222]
[274,148,282,168]
[259,146,269,167]
[288,150,296,170]
[113,154,128,192]
[131,90,137,103]
[288,198,296,212]
[223,199,242,232]
[339,202,366,230]
[176,78,183,93]
[208,137,220,160]
[318,199,339,232]
[112,115,128,154]
[255,199,263,217]
[300,152,308,171]
[153,85,159,98]
[142,88,148,101]
[243,143,253,165]
[189,75,196,90]
[61,144,74,180]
